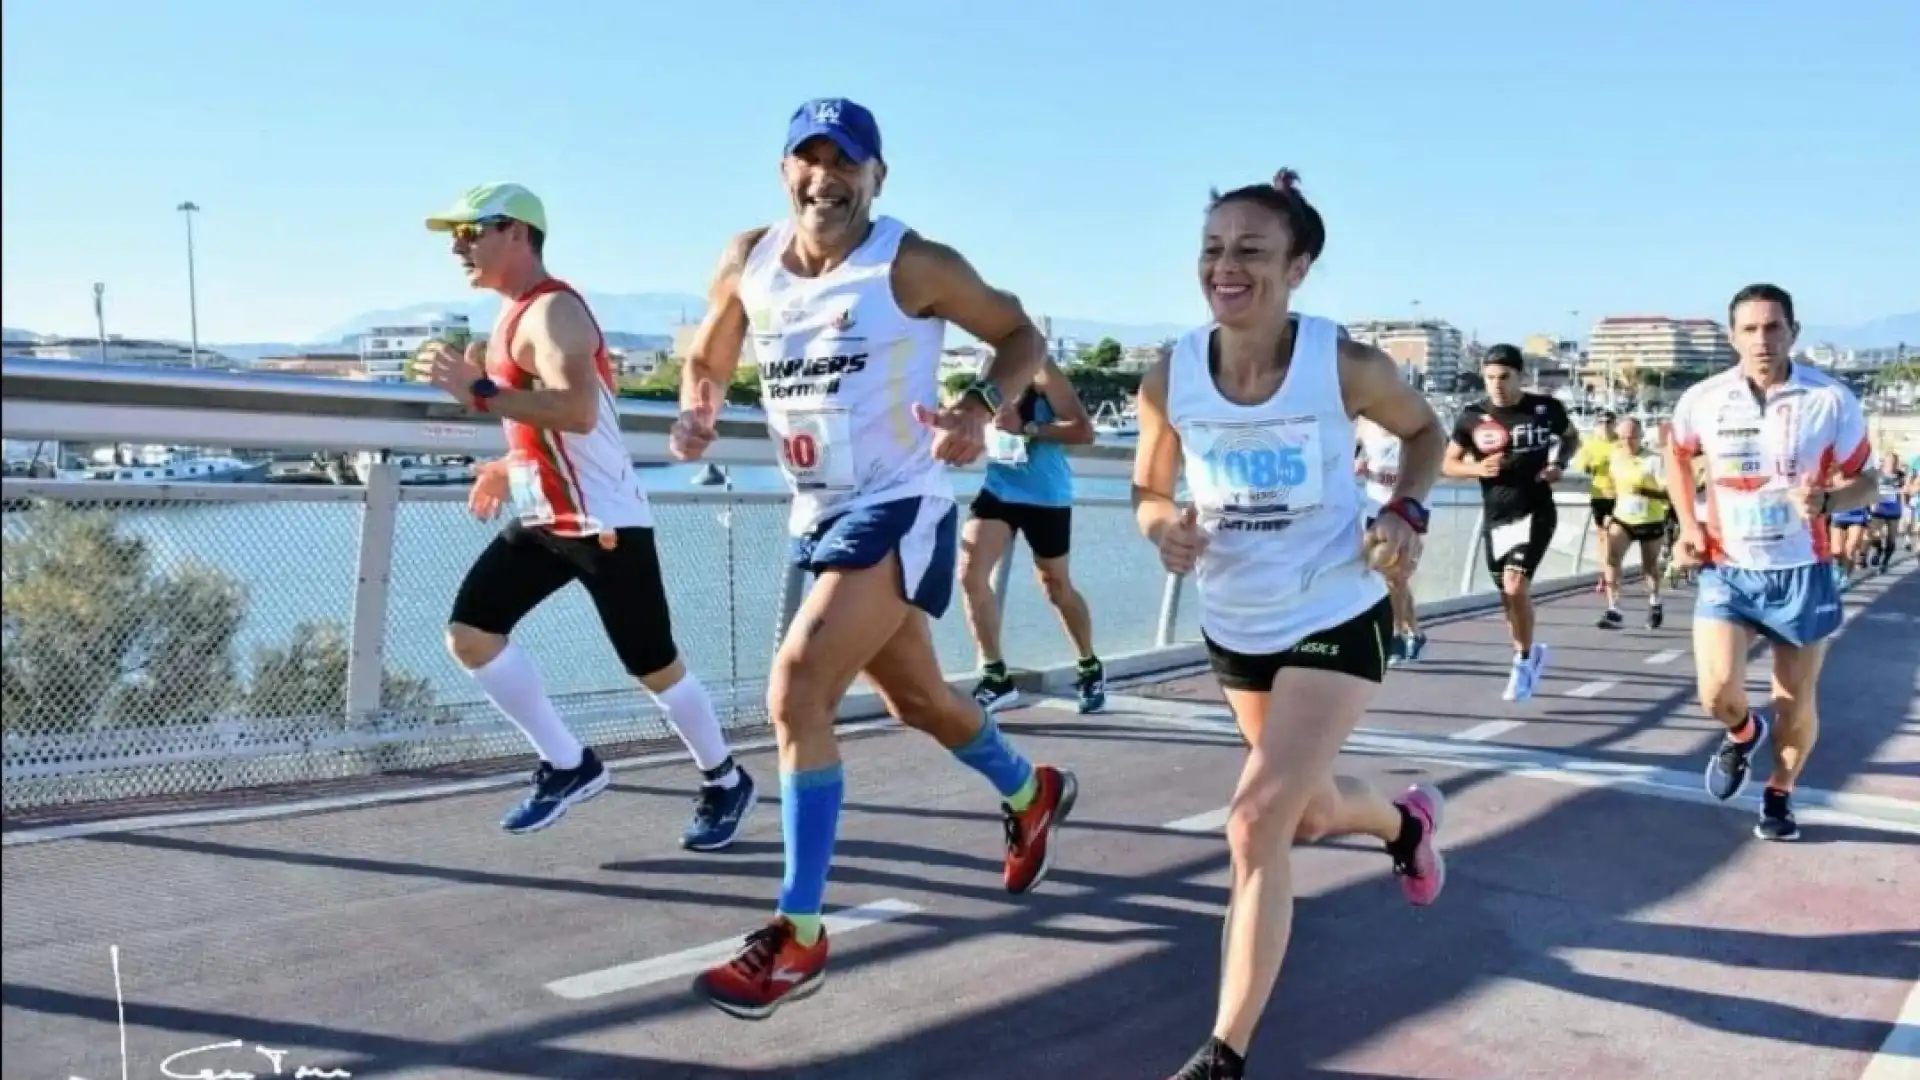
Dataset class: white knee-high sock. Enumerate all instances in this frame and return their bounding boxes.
[650,673,739,787]
[470,643,584,769]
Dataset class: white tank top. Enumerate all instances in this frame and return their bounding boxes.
[1354,416,1402,513]
[738,216,952,534]
[1169,314,1386,655]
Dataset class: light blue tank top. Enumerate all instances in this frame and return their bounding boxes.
[982,391,1074,508]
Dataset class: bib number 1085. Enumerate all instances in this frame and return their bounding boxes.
[781,433,820,470]
[1205,445,1307,488]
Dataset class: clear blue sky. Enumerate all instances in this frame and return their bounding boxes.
[3,0,1914,345]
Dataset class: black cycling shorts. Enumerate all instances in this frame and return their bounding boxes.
[1589,497,1615,527]
[1613,520,1667,543]
[1482,503,1559,586]
[1204,597,1394,691]
[450,521,679,678]
[970,489,1073,561]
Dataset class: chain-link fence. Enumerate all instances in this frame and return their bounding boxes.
[2,477,1585,812]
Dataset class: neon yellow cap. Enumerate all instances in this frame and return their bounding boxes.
[424,182,547,233]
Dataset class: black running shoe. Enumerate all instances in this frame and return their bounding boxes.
[1703,712,1769,802]
[1170,1040,1244,1080]
[1754,787,1800,841]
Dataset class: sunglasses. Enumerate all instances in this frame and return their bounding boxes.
[449,217,515,243]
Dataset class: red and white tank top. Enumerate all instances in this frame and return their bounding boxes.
[489,279,651,536]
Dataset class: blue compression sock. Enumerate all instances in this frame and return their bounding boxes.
[950,710,1038,809]
[776,763,844,942]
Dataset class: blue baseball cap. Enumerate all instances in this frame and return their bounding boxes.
[784,98,883,164]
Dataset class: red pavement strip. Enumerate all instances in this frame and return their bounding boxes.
[2,565,1915,1079]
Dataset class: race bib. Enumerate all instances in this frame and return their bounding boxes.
[1489,517,1533,557]
[986,426,1029,466]
[506,454,555,526]
[774,406,856,492]
[1185,415,1326,525]
[1616,493,1650,521]
[1723,490,1795,543]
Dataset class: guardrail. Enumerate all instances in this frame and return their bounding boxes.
[2,361,1605,812]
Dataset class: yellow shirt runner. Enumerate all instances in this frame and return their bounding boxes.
[1608,447,1670,528]
[1575,433,1617,499]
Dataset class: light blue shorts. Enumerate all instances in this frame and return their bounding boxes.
[1693,563,1843,648]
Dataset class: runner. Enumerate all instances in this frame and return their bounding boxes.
[1865,450,1907,571]
[1906,454,1920,553]
[1600,416,1670,628]
[1442,343,1580,701]
[1828,502,1870,580]
[415,182,757,848]
[1573,408,1619,604]
[1355,414,1425,662]
[667,98,1076,1018]
[1136,169,1449,1080]
[1666,282,1880,842]
[959,356,1108,714]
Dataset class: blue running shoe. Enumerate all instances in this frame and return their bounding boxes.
[1075,658,1107,714]
[682,765,759,852]
[501,748,610,834]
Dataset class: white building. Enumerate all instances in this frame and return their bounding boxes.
[1806,343,1910,371]
[358,312,472,381]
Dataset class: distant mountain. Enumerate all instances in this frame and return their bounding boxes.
[1800,312,1919,352]
[3,327,40,342]
[316,292,1187,349]
[313,292,704,344]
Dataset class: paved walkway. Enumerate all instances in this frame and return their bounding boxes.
[4,566,1917,1080]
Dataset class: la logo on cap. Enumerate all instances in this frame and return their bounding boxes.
[812,101,841,124]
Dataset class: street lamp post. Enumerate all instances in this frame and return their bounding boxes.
[177,201,202,369]
[93,282,108,362]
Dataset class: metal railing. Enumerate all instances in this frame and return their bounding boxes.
[2,361,1605,811]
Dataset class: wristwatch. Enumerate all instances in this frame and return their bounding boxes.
[1381,496,1430,535]
[961,378,1004,414]
[469,376,500,413]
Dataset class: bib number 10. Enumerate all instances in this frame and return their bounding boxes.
[781,433,820,470]
[1206,445,1307,489]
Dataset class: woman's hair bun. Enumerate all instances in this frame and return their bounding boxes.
[1272,168,1301,192]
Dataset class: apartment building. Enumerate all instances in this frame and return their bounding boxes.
[1584,315,1735,377]
[1344,319,1464,387]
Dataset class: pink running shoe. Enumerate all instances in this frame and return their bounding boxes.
[1390,783,1447,906]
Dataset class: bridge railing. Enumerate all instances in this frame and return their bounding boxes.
[1,360,1602,812]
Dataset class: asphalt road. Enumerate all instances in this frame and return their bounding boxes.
[5,564,1916,1080]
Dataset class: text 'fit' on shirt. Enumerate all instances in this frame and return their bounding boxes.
[1669,362,1871,570]
[489,279,652,536]
[738,216,952,534]
[1168,313,1386,656]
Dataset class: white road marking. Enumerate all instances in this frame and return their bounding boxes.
[1452,720,1527,743]
[1565,679,1617,698]
[1644,649,1684,666]
[1163,807,1230,833]
[543,898,923,1001]
[1859,974,1920,1079]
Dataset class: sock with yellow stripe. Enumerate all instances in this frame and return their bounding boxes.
[775,763,843,947]
[951,710,1038,812]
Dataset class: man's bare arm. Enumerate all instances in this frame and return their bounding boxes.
[486,291,601,434]
[1029,357,1096,445]
[1339,339,1442,502]
[680,227,768,412]
[894,235,1045,407]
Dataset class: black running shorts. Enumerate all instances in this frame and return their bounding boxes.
[1482,503,1559,587]
[1203,597,1393,691]
[450,521,679,678]
[969,489,1073,561]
